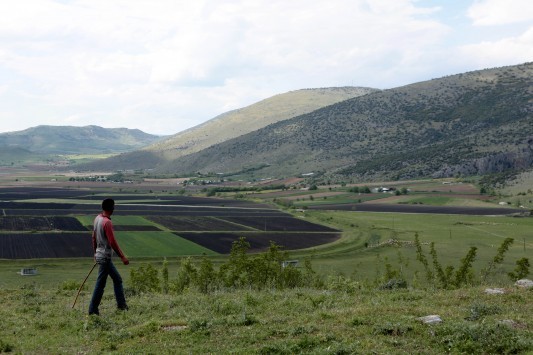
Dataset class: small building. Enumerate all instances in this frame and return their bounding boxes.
[19,268,38,276]
[282,260,299,268]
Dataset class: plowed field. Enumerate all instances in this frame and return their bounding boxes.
[175,232,341,253]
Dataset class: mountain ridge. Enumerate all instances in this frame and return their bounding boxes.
[0,125,164,155]
[156,62,532,181]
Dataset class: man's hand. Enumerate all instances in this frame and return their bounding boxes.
[121,256,129,265]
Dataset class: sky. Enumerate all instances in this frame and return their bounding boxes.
[0,0,532,136]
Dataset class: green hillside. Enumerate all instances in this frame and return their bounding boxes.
[157,62,532,182]
[0,146,44,165]
[0,125,164,155]
[82,87,378,171]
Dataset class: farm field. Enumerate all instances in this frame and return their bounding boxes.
[176,231,340,253]
[0,181,531,289]
[0,187,339,260]
[255,179,528,213]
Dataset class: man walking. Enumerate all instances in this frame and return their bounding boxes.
[89,198,129,315]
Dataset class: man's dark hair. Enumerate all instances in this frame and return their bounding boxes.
[102,198,115,211]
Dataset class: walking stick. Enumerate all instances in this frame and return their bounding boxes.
[72,262,97,309]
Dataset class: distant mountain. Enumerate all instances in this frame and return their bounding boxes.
[82,87,378,170]
[157,62,532,181]
[0,125,164,155]
[0,146,43,165]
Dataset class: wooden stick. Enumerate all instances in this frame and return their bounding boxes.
[72,263,97,309]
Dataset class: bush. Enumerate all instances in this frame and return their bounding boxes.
[508,258,530,281]
[129,264,160,293]
[132,239,320,295]
[172,257,197,293]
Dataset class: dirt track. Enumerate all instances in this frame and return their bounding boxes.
[308,203,525,215]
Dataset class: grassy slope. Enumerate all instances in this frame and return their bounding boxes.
[0,282,531,353]
[148,87,377,159]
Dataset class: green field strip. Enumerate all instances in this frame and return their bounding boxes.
[77,215,155,227]
[16,198,101,205]
[115,231,218,257]
[292,194,388,206]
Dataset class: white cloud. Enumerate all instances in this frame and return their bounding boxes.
[459,26,533,67]
[0,0,529,135]
[467,0,533,26]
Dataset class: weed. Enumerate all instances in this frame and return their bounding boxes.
[0,339,13,352]
[325,275,360,294]
[414,233,433,283]
[373,322,413,336]
[465,303,502,321]
[508,257,530,281]
[188,319,211,334]
[84,315,112,331]
[435,322,533,353]
[481,237,514,282]
[454,246,477,288]
[379,278,407,290]
[415,235,478,289]
[60,279,84,291]
[349,317,369,327]
[161,258,169,294]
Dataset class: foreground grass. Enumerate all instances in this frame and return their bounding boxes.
[0,285,531,354]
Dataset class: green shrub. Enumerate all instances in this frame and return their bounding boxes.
[325,275,360,294]
[193,256,217,293]
[508,257,530,281]
[173,257,197,293]
[129,264,160,293]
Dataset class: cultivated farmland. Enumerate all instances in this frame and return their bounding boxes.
[176,231,341,253]
[0,187,340,259]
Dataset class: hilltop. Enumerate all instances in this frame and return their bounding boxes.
[157,62,532,181]
[81,87,378,171]
[0,125,163,156]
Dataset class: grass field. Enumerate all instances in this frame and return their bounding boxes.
[0,286,531,354]
[116,231,217,257]
[292,210,532,282]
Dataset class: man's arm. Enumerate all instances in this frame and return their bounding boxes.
[104,220,129,265]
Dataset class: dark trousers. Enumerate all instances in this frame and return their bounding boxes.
[88,259,127,315]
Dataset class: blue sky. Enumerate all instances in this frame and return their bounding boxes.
[0,0,531,135]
